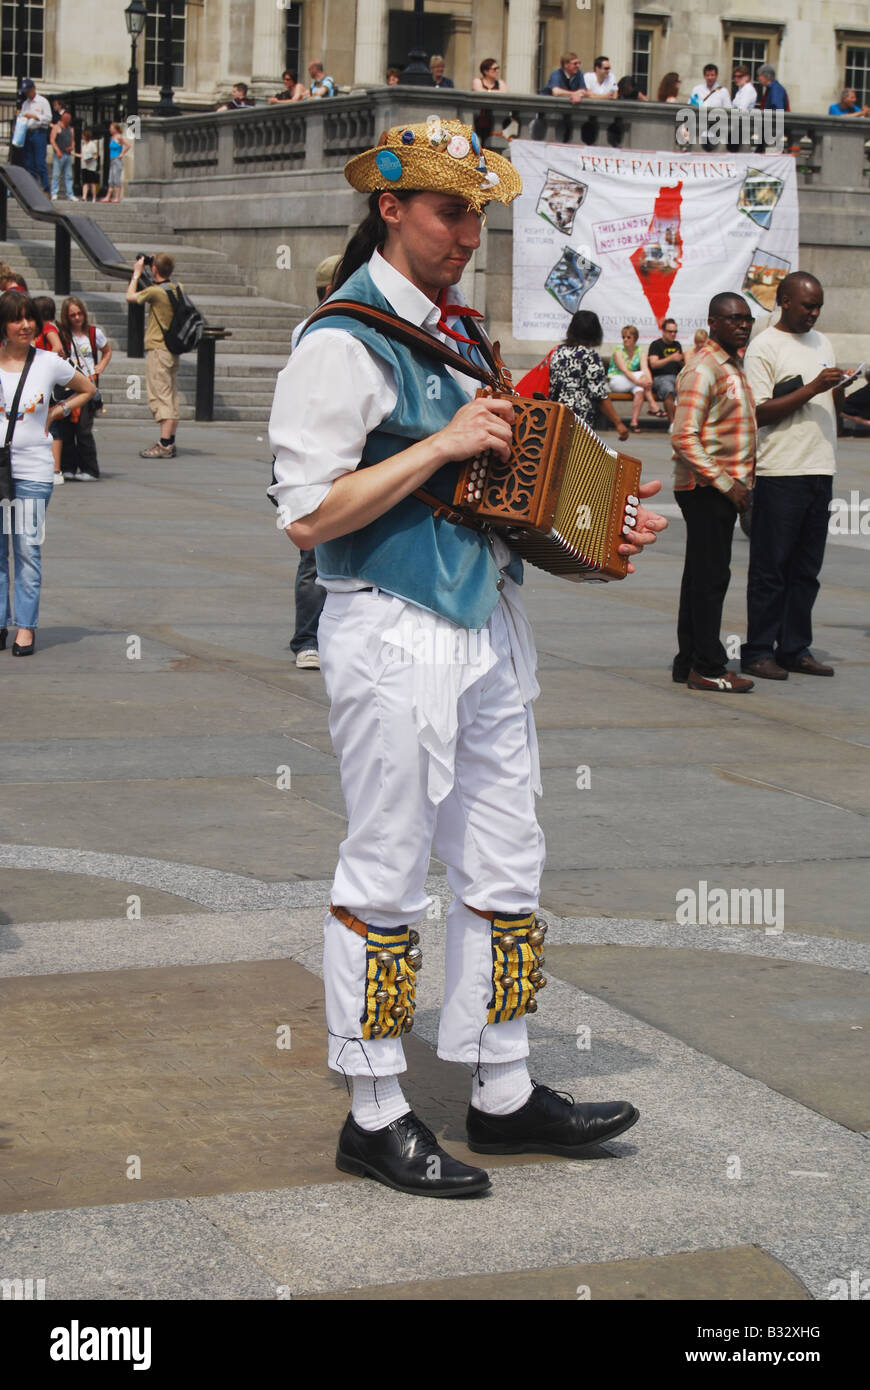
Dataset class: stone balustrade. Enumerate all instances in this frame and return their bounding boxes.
[133,88,870,192]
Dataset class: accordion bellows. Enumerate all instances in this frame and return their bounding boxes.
[452,396,643,581]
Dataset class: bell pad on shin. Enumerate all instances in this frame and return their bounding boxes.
[361,926,417,1040]
[487,912,546,1024]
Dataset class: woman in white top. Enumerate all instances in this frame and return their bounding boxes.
[59,295,111,480]
[0,290,94,654]
[77,127,100,202]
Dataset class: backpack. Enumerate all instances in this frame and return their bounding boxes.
[160,282,205,355]
[516,348,555,398]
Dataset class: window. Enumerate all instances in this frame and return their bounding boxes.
[536,21,547,93]
[1,0,44,80]
[387,9,449,70]
[144,0,186,89]
[285,3,302,82]
[731,36,767,81]
[631,29,653,94]
[845,45,870,106]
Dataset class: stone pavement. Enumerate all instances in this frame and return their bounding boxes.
[0,419,868,1302]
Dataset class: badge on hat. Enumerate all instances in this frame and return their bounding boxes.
[375,149,403,181]
[447,134,470,160]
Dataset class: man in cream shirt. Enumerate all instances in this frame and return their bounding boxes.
[741,272,846,680]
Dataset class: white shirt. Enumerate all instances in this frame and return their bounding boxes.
[268,250,540,799]
[21,94,53,128]
[68,327,108,376]
[81,139,99,170]
[0,349,75,482]
[583,70,618,97]
[744,326,837,477]
[732,81,757,111]
[690,81,731,109]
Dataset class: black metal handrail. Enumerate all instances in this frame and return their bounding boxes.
[0,163,230,419]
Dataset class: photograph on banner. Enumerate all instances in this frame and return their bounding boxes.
[545,247,602,313]
[743,249,791,311]
[536,169,588,235]
[737,168,785,230]
[511,143,799,343]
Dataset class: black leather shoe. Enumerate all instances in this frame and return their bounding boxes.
[776,653,834,677]
[466,1081,639,1156]
[336,1110,491,1198]
[0,627,7,651]
[11,632,36,657]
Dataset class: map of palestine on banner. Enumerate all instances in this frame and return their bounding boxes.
[510,141,799,342]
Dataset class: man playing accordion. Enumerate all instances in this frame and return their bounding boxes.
[268,119,666,1197]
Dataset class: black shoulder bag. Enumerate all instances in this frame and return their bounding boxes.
[0,346,37,502]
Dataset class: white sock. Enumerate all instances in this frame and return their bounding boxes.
[471,1058,533,1115]
[351,1075,411,1131]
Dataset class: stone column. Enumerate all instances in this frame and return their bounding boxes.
[251,0,285,86]
[505,0,538,95]
[353,0,388,86]
[600,0,632,84]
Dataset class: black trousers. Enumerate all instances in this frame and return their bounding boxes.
[675,486,737,677]
[743,475,832,664]
[60,404,100,477]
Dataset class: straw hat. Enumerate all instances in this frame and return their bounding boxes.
[344,117,522,213]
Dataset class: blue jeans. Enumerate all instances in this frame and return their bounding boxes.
[742,475,832,664]
[0,479,52,630]
[51,151,74,197]
[24,127,50,192]
[291,548,326,653]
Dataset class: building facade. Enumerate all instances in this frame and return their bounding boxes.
[1,1,869,114]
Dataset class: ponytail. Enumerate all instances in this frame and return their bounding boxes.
[333,189,417,290]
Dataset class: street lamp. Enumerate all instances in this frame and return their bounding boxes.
[124,0,147,117]
[401,0,433,86]
[154,1,181,116]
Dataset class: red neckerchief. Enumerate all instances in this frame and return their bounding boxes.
[435,289,483,346]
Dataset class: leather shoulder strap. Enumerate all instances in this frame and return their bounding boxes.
[4,346,37,447]
[303,299,499,388]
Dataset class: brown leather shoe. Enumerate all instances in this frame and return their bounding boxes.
[688,669,754,692]
[777,653,834,677]
[741,657,788,681]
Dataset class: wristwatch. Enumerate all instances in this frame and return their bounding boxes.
[60,400,72,417]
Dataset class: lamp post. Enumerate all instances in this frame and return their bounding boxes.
[154,1,181,116]
[401,0,433,86]
[124,0,147,117]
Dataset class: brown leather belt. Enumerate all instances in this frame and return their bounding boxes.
[330,903,368,938]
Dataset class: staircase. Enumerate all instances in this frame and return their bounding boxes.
[0,197,300,422]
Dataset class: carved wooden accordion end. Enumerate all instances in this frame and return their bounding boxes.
[453,396,643,581]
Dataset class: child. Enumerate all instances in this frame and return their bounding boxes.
[77,128,99,202]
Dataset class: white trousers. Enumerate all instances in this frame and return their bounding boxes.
[318,588,545,1077]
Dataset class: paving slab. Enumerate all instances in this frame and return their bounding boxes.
[546,944,870,1131]
[306,1245,810,1301]
[0,869,209,927]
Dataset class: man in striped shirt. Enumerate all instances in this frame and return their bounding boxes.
[671,292,757,692]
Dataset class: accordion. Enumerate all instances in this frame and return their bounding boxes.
[452,395,643,582]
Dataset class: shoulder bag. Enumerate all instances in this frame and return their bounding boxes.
[0,346,37,502]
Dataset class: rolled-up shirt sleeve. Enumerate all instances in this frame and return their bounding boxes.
[267,328,398,528]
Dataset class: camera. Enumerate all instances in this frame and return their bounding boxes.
[137,254,154,268]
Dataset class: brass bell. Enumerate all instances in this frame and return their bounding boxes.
[408,929,420,945]
[529,970,543,985]
[406,946,423,970]
[390,1004,406,1020]
[395,972,406,984]
[374,989,389,1003]
[501,976,515,989]
[499,934,517,951]
[402,1016,414,1032]
[371,1024,384,1037]
[525,1000,538,1013]
[534,975,548,990]
[376,949,394,968]
[533,918,548,935]
[528,928,545,948]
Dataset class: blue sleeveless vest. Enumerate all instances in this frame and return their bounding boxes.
[302,264,521,631]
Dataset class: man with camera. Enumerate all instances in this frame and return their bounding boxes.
[125,251,182,459]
